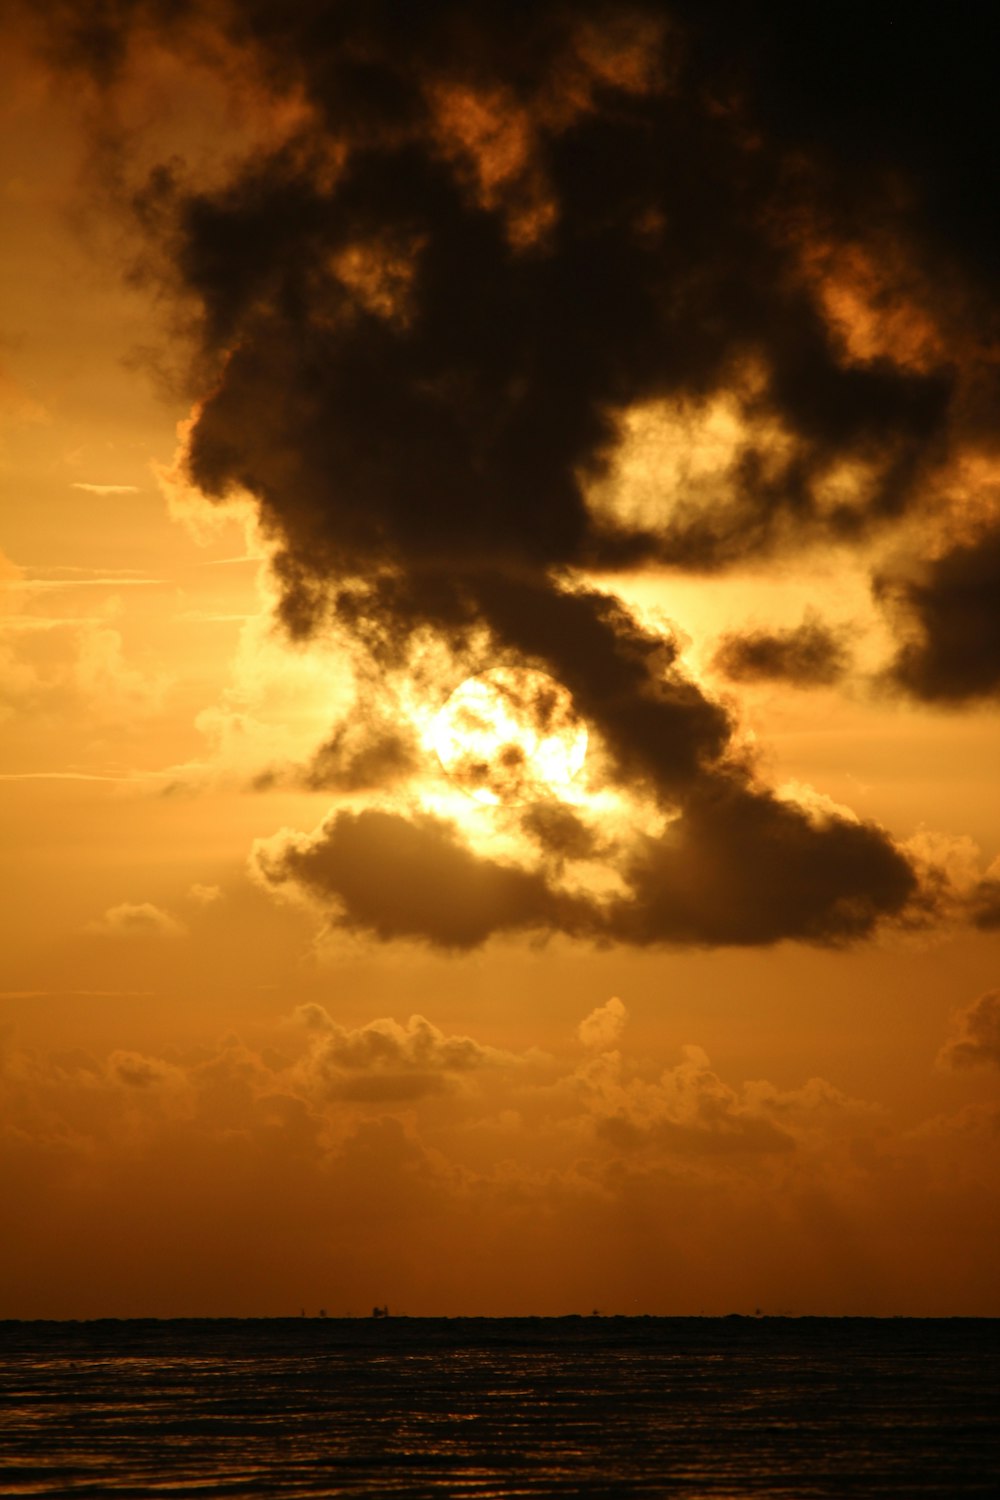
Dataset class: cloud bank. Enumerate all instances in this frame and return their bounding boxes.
[5,999,996,1316]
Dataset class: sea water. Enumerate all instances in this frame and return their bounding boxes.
[0,1317,997,1496]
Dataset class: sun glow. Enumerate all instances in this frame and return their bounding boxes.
[427,667,588,806]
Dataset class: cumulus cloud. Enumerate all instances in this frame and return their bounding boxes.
[713,615,852,687]
[291,1006,516,1102]
[938,991,1000,1071]
[91,5,980,585]
[252,769,921,951]
[44,6,1000,537]
[0,1009,878,1179]
[87,902,185,938]
[304,720,419,794]
[969,880,1000,932]
[252,784,918,951]
[38,0,1000,947]
[106,1049,187,1091]
[578,997,627,1053]
[574,1041,878,1160]
[7,1006,995,1323]
[607,775,918,947]
[187,883,222,905]
[875,525,1000,703]
[253,808,591,950]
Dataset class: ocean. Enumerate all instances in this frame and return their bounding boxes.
[0,1317,997,1497]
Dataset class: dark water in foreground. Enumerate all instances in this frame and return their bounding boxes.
[1,1318,997,1498]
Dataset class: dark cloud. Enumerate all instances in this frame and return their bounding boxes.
[171,20,962,580]
[256,782,918,951]
[255,807,592,950]
[305,721,418,793]
[39,0,969,592]
[322,569,733,803]
[606,774,917,948]
[36,0,196,83]
[519,802,600,865]
[451,575,733,799]
[875,525,1000,703]
[671,3,1000,301]
[938,991,1000,1072]
[713,614,851,687]
[39,0,999,946]
[969,880,1000,934]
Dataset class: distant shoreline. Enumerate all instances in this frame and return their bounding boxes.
[3,1313,998,1325]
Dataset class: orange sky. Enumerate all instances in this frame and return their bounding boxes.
[2,4,999,1319]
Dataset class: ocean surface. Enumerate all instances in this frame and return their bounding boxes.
[0,1317,997,1497]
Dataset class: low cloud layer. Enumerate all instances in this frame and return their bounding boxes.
[567,1017,860,1158]
[5,999,995,1315]
[291,1005,516,1101]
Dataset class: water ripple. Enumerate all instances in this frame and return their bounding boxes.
[0,1318,997,1497]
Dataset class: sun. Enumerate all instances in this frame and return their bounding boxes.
[428,667,588,805]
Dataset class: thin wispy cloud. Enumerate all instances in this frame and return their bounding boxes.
[0,988,157,999]
[85,901,186,938]
[0,615,92,631]
[176,610,256,623]
[7,578,162,590]
[0,770,141,782]
[70,482,141,494]
[20,566,152,577]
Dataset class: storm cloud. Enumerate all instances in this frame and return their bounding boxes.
[163,9,971,584]
[40,0,1000,946]
[876,525,1000,704]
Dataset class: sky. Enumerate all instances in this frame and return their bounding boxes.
[2,0,999,1319]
